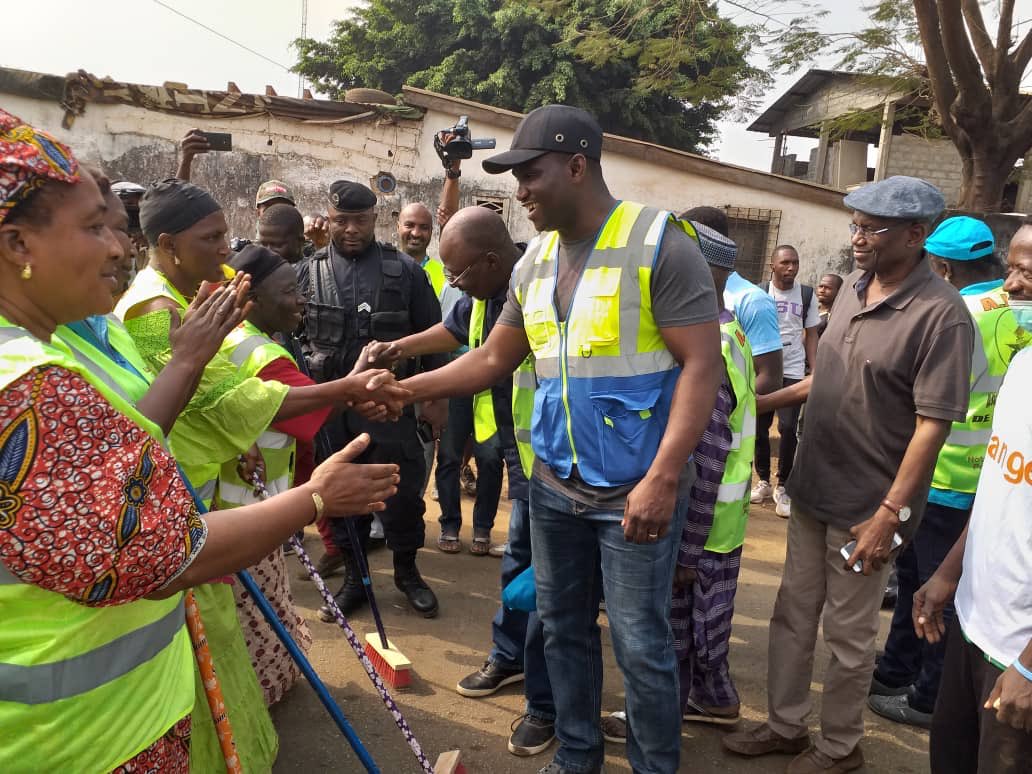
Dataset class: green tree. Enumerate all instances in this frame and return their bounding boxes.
[293,0,769,152]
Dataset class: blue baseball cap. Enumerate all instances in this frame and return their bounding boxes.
[924,216,995,261]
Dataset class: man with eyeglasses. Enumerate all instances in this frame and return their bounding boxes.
[723,176,974,773]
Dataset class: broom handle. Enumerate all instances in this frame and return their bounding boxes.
[237,569,381,773]
[290,535,435,774]
[184,590,243,774]
[345,516,390,650]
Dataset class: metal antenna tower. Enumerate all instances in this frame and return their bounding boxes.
[298,0,309,97]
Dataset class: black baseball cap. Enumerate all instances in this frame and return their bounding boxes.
[482,105,603,174]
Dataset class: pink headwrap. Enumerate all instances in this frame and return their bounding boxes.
[0,108,80,225]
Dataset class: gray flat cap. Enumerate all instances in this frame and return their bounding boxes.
[842,175,945,220]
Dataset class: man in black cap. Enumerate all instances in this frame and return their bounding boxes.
[298,180,447,618]
[397,105,722,774]
[723,176,974,773]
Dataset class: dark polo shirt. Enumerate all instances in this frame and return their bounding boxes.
[786,258,974,537]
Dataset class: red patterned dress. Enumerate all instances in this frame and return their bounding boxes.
[0,366,207,773]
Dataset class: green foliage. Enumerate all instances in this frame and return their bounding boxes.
[292,0,769,152]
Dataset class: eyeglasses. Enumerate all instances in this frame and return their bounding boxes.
[848,222,910,238]
[444,262,477,286]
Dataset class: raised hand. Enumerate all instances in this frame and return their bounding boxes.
[304,215,329,249]
[170,272,252,368]
[310,433,400,515]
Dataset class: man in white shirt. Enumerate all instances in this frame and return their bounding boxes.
[756,245,820,517]
[914,223,1032,773]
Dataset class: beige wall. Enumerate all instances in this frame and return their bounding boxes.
[4,92,854,284]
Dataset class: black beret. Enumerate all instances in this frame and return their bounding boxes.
[328,180,377,212]
[228,243,289,286]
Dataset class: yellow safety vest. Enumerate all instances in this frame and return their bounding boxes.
[468,298,538,477]
[215,322,298,508]
[706,317,757,552]
[421,256,447,300]
[514,201,693,487]
[932,285,1029,494]
[0,319,194,773]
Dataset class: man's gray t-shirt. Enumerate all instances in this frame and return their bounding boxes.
[496,221,717,510]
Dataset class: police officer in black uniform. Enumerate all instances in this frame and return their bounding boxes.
[299,181,447,618]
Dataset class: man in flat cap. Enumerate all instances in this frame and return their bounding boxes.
[723,176,974,773]
[297,180,447,618]
[397,104,722,774]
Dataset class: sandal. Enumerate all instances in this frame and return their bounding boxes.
[470,537,491,556]
[437,533,461,554]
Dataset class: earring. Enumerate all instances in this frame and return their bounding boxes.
[20,264,32,280]
[172,253,181,266]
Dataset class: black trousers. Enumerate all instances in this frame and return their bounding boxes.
[328,439,427,557]
[931,623,1032,773]
[876,500,970,712]
[754,376,801,484]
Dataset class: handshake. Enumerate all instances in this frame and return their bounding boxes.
[338,341,413,422]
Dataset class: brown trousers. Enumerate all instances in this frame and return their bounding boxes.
[766,506,892,759]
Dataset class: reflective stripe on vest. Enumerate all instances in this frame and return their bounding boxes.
[705,318,757,553]
[515,202,687,487]
[0,318,194,772]
[216,324,298,508]
[932,287,1029,494]
[0,597,185,705]
[469,298,497,443]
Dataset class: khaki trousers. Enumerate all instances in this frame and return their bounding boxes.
[767,505,892,758]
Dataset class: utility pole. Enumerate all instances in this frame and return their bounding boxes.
[297,0,309,97]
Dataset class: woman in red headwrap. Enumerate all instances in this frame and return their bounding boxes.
[0,109,401,774]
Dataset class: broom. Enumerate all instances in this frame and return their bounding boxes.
[183,590,244,774]
[344,516,413,688]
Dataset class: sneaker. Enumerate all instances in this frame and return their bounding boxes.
[369,515,385,541]
[430,485,439,501]
[750,480,773,504]
[508,714,556,756]
[867,694,933,729]
[786,744,864,773]
[774,484,786,503]
[775,491,792,519]
[537,763,601,774]
[681,697,740,725]
[882,568,899,609]
[460,464,477,496]
[600,711,626,743]
[488,542,508,557]
[456,661,524,697]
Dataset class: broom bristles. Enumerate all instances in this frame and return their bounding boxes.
[364,632,412,688]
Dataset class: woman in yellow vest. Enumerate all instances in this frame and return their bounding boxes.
[217,244,336,706]
[0,111,400,773]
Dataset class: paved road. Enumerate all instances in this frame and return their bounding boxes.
[271,494,931,773]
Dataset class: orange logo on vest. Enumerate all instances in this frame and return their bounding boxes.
[986,433,1032,486]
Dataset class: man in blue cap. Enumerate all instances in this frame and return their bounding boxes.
[868,217,1029,728]
[724,176,975,773]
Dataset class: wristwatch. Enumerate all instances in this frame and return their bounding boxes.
[881,498,911,523]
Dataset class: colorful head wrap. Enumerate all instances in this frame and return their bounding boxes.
[0,109,80,225]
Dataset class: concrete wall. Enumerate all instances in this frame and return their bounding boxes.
[772,77,906,136]
[885,133,964,207]
[4,92,854,286]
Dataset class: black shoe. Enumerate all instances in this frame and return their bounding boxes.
[869,674,909,697]
[318,578,367,621]
[508,714,556,757]
[394,560,439,618]
[456,661,525,697]
[867,693,933,729]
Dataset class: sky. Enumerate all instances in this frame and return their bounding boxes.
[3,0,1030,172]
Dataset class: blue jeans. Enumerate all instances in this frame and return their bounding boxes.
[488,497,554,720]
[530,477,687,774]
[436,396,504,533]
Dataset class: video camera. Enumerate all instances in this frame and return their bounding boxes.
[434,116,496,167]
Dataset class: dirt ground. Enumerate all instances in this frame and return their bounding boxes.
[271,492,931,774]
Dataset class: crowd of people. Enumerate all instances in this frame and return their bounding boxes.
[0,97,1030,774]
